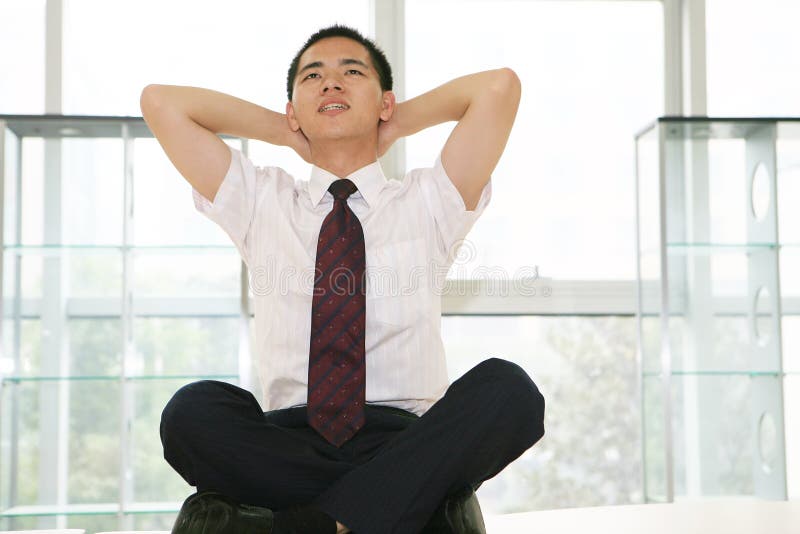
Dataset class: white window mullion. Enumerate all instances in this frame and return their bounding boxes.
[41,0,68,529]
[371,0,406,181]
[119,122,135,530]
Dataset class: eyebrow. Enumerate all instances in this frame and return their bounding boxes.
[299,58,370,76]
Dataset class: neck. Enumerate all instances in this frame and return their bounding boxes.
[310,135,378,178]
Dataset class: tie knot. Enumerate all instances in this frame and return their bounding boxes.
[328,179,358,201]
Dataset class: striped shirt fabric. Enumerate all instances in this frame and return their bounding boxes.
[192,145,492,416]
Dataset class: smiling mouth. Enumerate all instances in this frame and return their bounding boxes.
[318,103,350,112]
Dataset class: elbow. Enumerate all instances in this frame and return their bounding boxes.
[497,67,522,98]
[490,68,522,103]
[139,84,165,116]
[497,67,521,86]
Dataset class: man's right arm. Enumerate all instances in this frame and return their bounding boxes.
[139,84,310,203]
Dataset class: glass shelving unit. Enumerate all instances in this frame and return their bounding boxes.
[0,115,252,531]
[635,117,800,503]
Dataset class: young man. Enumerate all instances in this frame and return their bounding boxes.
[142,25,545,534]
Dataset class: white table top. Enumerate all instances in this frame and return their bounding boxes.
[484,499,800,534]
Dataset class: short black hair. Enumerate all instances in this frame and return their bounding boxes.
[286,24,393,102]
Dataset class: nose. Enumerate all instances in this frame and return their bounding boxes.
[321,75,343,93]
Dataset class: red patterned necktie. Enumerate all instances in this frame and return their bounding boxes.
[308,178,366,447]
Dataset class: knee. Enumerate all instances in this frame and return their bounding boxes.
[160,380,222,445]
[477,358,546,445]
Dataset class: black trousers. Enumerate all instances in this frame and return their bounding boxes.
[160,357,546,534]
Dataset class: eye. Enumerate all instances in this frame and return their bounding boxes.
[346,69,363,75]
[304,73,319,80]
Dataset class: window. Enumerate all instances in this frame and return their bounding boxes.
[63,0,370,181]
[2,1,370,530]
[1,1,671,530]
[443,315,641,512]
[407,0,663,511]
[706,0,800,117]
[0,0,45,114]
[406,0,664,280]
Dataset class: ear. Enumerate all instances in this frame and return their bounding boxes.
[286,101,300,131]
[380,90,396,122]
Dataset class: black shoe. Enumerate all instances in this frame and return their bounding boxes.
[419,486,487,534]
[171,490,275,534]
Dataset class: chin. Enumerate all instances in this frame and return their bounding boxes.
[311,127,361,142]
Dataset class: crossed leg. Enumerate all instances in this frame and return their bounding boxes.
[160,357,545,534]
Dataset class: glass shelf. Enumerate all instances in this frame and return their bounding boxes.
[0,502,181,517]
[641,371,784,500]
[119,503,181,515]
[635,116,791,502]
[643,370,784,378]
[3,244,238,255]
[0,114,151,139]
[640,242,783,258]
[635,116,800,141]
[665,242,778,250]
[0,374,239,383]
[0,113,239,141]
[0,114,249,532]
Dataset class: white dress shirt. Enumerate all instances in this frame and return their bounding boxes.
[192,145,491,416]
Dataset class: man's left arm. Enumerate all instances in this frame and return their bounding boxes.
[379,68,521,210]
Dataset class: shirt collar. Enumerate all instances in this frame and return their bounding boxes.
[309,159,387,209]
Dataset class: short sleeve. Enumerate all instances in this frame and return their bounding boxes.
[191,145,262,267]
[416,151,492,260]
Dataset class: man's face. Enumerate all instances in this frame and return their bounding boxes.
[287,36,394,143]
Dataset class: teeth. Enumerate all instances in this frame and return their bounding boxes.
[319,103,348,112]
